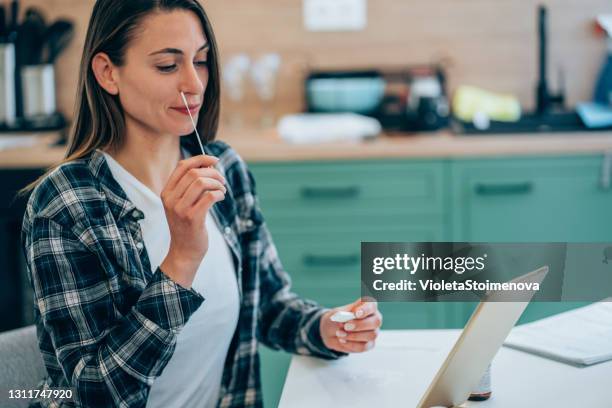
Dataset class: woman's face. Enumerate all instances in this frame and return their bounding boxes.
[115,10,210,137]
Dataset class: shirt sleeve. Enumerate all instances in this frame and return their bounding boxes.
[24,215,204,407]
[244,169,347,360]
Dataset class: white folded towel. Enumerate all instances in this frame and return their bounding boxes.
[277,113,381,144]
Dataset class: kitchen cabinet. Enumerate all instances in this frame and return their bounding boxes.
[449,155,611,325]
[250,153,612,407]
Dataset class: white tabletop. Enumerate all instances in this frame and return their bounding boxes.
[279,330,612,408]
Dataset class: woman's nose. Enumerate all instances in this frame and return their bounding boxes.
[181,62,206,96]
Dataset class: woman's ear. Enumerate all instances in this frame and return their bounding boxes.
[91,52,120,95]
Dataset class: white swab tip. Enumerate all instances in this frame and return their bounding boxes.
[330,311,356,323]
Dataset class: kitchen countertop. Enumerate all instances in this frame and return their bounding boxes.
[2,128,612,169]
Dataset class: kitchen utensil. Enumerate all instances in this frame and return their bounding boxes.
[9,0,22,119]
[0,6,7,41]
[44,20,74,64]
[24,7,46,64]
[9,0,18,33]
[24,7,45,26]
[17,13,46,65]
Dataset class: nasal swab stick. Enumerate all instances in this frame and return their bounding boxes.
[180,91,206,155]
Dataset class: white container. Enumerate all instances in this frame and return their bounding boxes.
[0,43,17,126]
[22,64,56,119]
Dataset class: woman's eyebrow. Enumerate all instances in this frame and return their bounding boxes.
[148,43,210,56]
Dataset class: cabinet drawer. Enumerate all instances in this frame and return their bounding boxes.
[265,213,447,235]
[273,225,447,289]
[250,160,446,218]
[282,244,361,290]
[451,155,612,241]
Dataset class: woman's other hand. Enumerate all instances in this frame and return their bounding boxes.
[320,298,382,353]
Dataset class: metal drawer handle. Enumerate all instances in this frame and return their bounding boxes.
[600,151,612,191]
[300,186,361,200]
[302,254,360,267]
[474,182,533,195]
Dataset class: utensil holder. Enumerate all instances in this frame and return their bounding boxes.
[22,64,56,119]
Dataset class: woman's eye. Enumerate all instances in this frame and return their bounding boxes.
[156,61,207,73]
[157,64,177,73]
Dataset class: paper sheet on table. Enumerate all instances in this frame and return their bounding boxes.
[504,299,612,366]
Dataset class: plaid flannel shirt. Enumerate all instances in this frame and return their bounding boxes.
[21,138,345,408]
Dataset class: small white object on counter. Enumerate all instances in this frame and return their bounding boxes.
[277,113,381,144]
[330,311,356,323]
[0,135,40,151]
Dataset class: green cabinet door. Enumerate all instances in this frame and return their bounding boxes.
[251,159,447,220]
[450,155,612,324]
[450,155,612,242]
[258,346,292,408]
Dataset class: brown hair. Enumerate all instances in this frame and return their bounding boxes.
[19,0,220,196]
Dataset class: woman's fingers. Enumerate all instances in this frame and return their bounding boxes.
[174,177,226,215]
[329,337,376,353]
[165,155,220,191]
[172,167,226,201]
[191,190,226,216]
[320,299,383,354]
[336,328,379,343]
[340,311,383,333]
[160,155,228,222]
[352,299,378,319]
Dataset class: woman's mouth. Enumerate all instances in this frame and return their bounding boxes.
[171,105,201,115]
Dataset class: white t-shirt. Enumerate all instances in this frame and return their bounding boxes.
[102,151,240,408]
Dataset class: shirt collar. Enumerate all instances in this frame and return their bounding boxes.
[84,148,137,222]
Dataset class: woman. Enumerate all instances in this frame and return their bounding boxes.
[20,1,382,407]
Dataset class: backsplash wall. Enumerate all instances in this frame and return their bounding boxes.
[15,0,611,125]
